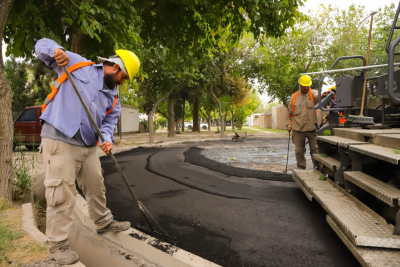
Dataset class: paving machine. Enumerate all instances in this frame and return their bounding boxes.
[293,3,400,266]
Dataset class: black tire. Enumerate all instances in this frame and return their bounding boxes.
[188,125,193,130]
[25,145,39,151]
[202,125,207,129]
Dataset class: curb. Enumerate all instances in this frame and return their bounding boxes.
[74,194,221,267]
[21,203,86,267]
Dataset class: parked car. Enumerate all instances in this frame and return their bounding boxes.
[184,122,208,130]
[13,105,42,150]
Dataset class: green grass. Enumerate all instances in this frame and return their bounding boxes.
[248,126,287,133]
[0,199,24,263]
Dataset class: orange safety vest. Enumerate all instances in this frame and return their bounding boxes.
[42,61,118,146]
[42,61,118,115]
[290,90,316,125]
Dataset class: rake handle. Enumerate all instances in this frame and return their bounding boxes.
[62,66,141,206]
[360,13,375,116]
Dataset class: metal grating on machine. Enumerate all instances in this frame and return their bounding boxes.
[317,135,367,148]
[349,144,400,165]
[344,171,400,206]
[293,169,400,249]
[373,134,400,150]
[327,216,400,267]
[334,129,400,142]
[312,154,340,170]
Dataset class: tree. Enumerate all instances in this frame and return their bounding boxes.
[246,3,400,104]
[234,92,262,129]
[0,0,15,201]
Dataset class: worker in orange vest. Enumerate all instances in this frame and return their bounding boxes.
[36,38,140,264]
[323,85,346,125]
[286,75,329,169]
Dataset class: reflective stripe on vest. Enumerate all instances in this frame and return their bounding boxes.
[290,90,316,125]
[42,62,95,113]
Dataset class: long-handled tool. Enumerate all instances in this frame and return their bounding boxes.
[286,131,290,174]
[346,12,376,127]
[63,66,175,244]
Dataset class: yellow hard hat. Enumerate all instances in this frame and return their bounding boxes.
[115,50,140,82]
[328,85,336,91]
[298,75,312,86]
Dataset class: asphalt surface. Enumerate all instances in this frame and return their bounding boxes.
[101,146,360,267]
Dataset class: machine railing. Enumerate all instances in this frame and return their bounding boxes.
[316,56,366,112]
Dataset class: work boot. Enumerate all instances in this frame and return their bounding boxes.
[97,220,131,235]
[48,244,79,265]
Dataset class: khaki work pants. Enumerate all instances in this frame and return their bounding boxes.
[292,130,318,169]
[42,138,113,251]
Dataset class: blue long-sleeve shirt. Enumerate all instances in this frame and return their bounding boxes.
[36,38,121,145]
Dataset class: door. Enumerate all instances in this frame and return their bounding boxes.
[14,108,41,144]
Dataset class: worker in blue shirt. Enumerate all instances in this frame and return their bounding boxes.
[35,38,140,264]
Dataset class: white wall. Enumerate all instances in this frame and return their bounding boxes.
[114,104,139,133]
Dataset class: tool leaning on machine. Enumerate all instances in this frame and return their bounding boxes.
[63,66,175,244]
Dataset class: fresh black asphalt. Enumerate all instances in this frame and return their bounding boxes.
[101,146,360,267]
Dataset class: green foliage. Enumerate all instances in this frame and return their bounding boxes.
[319,175,327,181]
[135,0,304,53]
[156,118,168,128]
[322,130,332,136]
[0,221,24,263]
[5,57,35,111]
[153,121,160,133]
[5,0,140,59]
[393,149,400,154]
[245,3,400,104]
[12,133,37,198]
[234,92,262,130]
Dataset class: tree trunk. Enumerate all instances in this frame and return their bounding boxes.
[192,97,200,132]
[0,0,15,201]
[148,112,154,143]
[231,95,234,131]
[70,29,86,54]
[210,85,225,138]
[168,93,175,137]
[182,100,185,132]
[224,112,228,131]
[208,117,211,130]
[175,121,179,131]
[148,82,184,144]
[221,114,225,138]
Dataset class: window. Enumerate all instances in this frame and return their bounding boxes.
[18,109,37,122]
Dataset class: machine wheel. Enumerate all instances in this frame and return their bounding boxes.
[202,125,207,129]
[188,125,193,130]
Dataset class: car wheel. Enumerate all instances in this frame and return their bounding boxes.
[188,125,193,130]
[25,145,39,151]
[202,125,207,129]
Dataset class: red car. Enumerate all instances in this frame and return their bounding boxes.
[13,105,42,150]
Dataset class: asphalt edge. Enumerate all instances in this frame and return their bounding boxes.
[74,194,221,267]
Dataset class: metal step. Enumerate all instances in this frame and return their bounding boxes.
[312,154,340,170]
[349,144,400,165]
[293,169,400,249]
[334,128,400,142]
[327,216,400,267]
[344,171,400,206]
[373,134,400,150]
[317,135,367,148]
